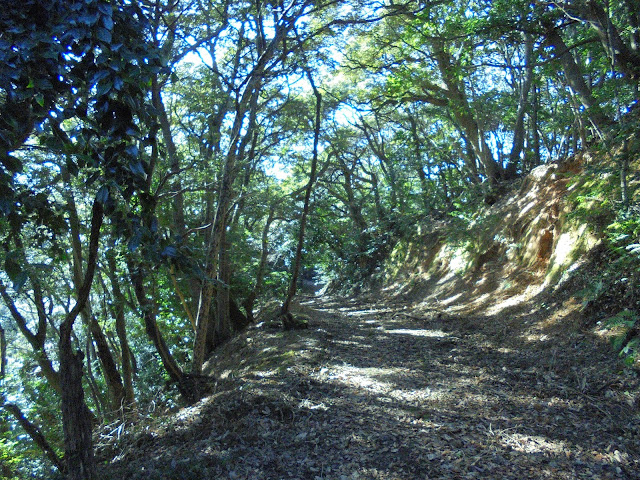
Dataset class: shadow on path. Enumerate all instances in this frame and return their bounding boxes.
[102,295,640,480]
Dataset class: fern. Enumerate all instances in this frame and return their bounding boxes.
[605,309,639,365]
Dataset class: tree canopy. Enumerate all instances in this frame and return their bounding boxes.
[1,0,639,477]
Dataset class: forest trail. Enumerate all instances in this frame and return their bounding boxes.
[103,295,640,480]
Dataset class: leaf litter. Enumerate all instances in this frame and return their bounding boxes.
[99,293,640,479]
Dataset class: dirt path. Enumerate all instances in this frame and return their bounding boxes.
[103,295,640,479]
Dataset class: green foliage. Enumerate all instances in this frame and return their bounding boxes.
[606,310,640,366]
[609,216,640,255]
[597,208,640,364]
[1,0,640,473]
[0,0,166,476]
[0,437,22,480]
[0,0,164,311]
[569,126,640,365]
[0,416,62,480]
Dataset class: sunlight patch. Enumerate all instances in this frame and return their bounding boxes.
[340,307,395,317]
[441,293,463,305]
[327,365,397,393]
[298,399,329,411]
[332,339,373,348]
[385,328,450,338]
[484,283,544,315]
[387,387,448,404]
[253,370,280,378]
[524,333,550,342]
[493,430,569,455]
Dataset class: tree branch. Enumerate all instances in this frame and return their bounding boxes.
[3,403,65,473]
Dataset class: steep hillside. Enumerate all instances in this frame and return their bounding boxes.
[363,150,640,370]
[382,154,601,313]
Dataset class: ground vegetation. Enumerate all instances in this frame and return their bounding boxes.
[1,0,640,477]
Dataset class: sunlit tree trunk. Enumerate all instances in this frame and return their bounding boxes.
[531,85,542,168]
[281,69,322,316]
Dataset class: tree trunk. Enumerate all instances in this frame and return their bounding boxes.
[243,206,275,322]
[544,27,610,137]
[0,320,5,380]
[215,232,233,347]
[192,113,245,374]
[359,120,400,210]
[621,138,630,211]
[282,70,322,316]
[431,39,503,183]
[128,261,185,387]
[408,115,435,214]
[0,282,61,393]
[106,253,136,412]
[192,280,216,375]
[192,159,234,373]
[531,85,542,168]
[192,82,263,374]
[152,77,186,236]
[192,11,289,373]
[507,32,535,177]
[62,164,125,412]
[84,337,106,421]
[89,314,126,413]
[561,0,640,79]
[59,199,103,480]
[59,345,96,480]
[205,293,249,354]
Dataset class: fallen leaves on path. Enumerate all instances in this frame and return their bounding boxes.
[100,295,640,479]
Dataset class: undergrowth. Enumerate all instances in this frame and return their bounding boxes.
[574,128,640,367]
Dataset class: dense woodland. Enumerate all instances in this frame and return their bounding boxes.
[1,0,639,478]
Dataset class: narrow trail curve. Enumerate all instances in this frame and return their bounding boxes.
[104,295,640,480]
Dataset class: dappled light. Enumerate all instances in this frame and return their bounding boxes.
[385,328,450,338]
[99,293,640,479]
[323,365,397,392]
[2,0,640,477]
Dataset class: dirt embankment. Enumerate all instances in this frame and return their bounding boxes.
[381,155,605,316]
